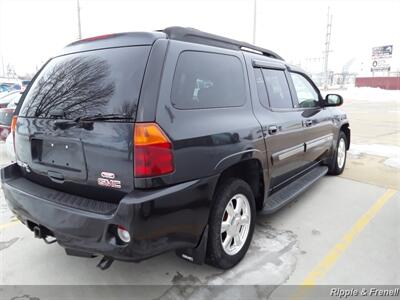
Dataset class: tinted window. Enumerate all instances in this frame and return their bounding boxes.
[262,69,293,109]
[253,68,269,107]
[290,72,319,108]
[20,46,151,119]
[171,51,246,109]
[0,110,13,126]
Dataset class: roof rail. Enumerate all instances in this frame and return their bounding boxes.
[161,27,284,61]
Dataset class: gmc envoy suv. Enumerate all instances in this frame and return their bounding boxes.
[1,27,350,270]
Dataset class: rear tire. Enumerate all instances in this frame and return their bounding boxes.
[206,178,256,269]
[328,131,347,175]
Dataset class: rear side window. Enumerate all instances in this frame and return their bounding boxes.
[262,69,293,109]
[171,51,246,109]
[253,68,269,107]
[20,46,151,119]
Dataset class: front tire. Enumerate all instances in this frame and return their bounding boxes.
[328,131,347,175]
[206,178,256,269]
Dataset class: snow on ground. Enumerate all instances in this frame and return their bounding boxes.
[322,87,400,103]
[349,144,400,169]
[156,221,300,299]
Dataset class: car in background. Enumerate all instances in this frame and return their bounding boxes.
[1,82,20,92]
[5,131,15,162]
[0,91,22,108]
[6,91,23,109]
[0,84,12,94]
[0,107,14,141]
[21,80,31,92]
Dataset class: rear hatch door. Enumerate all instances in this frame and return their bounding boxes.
[15,45,151,202]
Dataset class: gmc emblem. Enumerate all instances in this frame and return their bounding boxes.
[97,178,121,189]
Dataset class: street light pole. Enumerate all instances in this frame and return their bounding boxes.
[77,0,82,39]
[252,0,257,44]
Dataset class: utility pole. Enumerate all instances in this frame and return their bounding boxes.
[323,7,333,89]
[77,0,82,39]
[252,0,257,44]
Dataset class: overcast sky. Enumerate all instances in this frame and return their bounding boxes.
[0,0,399,76]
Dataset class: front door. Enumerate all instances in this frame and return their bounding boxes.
[250,64,308,189]
[288,71,334,164]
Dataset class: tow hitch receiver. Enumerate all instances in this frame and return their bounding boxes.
[97,256,114,270]
[33,225,57,244]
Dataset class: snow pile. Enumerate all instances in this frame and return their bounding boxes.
[323,87,400,103]
[341,87,400,102]
[349,144,400,169]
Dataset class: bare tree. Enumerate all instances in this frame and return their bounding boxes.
[24,56,115,119]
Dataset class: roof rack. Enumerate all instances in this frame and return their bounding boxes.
[161,27,283,61]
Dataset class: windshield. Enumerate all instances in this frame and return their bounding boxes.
[20,46,151,120]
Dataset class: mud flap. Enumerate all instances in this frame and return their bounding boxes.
[175,225,208,265]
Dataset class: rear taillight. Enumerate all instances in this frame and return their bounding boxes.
[134,123,174,177]
[11,116,17,133]
[11,116,17,152]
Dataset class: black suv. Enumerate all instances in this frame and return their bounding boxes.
[1,27,350,269]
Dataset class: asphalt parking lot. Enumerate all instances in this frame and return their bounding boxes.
[0,88,399,299]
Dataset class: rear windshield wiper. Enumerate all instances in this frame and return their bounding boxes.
[52,113,133,129]
[74,113,134,122]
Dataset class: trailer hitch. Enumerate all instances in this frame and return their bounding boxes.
[97,256,114,270]
[33,226,57,244]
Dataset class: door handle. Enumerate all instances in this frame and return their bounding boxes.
[268,125,278,135]
[304,120,313,127]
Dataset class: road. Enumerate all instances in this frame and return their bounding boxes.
[0,88,399,299]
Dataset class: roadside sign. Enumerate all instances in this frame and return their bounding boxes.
[371,45,393,72]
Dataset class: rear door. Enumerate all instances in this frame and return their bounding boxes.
[15,46,151,202]
[248,58,308,189]
[288,71,334,164]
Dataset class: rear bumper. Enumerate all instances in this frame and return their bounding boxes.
[1,163,218,262]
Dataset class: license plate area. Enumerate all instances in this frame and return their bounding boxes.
[31,138,85,172]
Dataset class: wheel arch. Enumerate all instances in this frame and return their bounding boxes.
[340,123,351,150]
[214,158,265,211]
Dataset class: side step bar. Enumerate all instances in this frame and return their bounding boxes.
[261,166,328,215]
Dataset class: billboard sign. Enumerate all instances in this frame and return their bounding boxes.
[371,45,393,72]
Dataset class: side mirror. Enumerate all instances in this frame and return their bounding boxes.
[324,94,343,107]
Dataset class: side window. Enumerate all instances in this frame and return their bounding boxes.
[290,72,319,108]
[261,69,293,109]
[171,51,246,109]
[253,68,269,107]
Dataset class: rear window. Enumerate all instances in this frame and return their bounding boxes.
[0,110,13,126]
[20,46,151,119]
[171,51,246,109]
